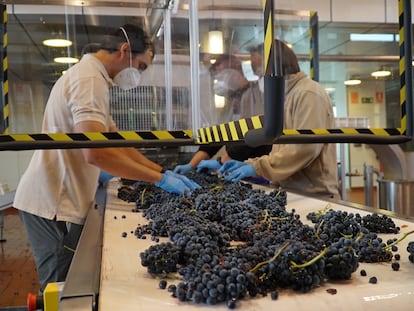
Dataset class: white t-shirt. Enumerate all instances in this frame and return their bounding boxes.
[14,54,115,224]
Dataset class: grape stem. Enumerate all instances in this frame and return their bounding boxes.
[141,187,147,206]
[249,242,290,273]
[262,210,289,230]
[382,230,414,250]
[290,247,328,269]
[315,219,325,239]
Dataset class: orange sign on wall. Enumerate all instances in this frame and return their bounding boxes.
[350,92,359,104]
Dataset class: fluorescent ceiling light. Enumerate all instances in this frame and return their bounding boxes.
[54,56,79,64]
[371,69,391,78]
[350,33,398,42]
[43,38,72,47]
[344,78,361,86]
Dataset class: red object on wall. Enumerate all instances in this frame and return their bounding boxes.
[376,91,384,103]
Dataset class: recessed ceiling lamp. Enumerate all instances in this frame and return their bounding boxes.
[43,38,72,47]
[371,68,392,78]
[54,56,79,64]
[344,77,361,86]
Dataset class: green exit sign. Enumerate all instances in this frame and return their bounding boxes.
[361,97,374,104]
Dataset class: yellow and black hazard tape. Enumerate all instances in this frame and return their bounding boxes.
[398,0,408,135]
[1,4,8,135]
[196,115,405,144]
[263,0,274,75]
[309,11,319,81]
[0,130,193,143]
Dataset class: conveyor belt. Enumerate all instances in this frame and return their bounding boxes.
[98,180,414,311]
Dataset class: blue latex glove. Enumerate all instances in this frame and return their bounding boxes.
[155,172,199,195]
[165,170,200,190]
[223,164,256,182]
[173,163,194,174]
[196,159,221,174]
[218,159,246,175]
[98,170,114,186]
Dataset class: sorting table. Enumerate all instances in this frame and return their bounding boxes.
[99,181,414,311]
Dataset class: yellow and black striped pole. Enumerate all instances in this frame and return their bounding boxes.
[398,0,412,136]
[309,11,319,81]
[263,0,274,76]
[0,4,8,135]
[245,0,284,147]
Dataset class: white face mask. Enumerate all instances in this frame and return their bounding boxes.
[113,27,142,91]
[213,68,245,96]
[113,67,141,90]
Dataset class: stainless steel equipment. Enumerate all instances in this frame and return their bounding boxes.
[378,179,414,217]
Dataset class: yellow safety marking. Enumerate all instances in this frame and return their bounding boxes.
[49,133,74,141]
[205,127,213,142]
[219,123,229,141]
[10,134,34,141]
[238,119,249,136]
[84,132,108,141]
[3,101,8,118]
[251,115,263,129]
[212,126,220,141]
[43,282,60,311]
[152,130,175,140]
[118,131,144,140]
[228,121,239,141]
[312,129,330,135]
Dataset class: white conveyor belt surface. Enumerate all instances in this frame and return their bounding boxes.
[99,180,414,311]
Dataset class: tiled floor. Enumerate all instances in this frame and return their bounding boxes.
[0,208,39,309]
[0,188,374,309]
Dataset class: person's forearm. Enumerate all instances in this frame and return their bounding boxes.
[83,147,163,183]
[189,151,210,168]
[126,147,163,172]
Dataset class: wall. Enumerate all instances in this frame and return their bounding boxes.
[347,80,387,187]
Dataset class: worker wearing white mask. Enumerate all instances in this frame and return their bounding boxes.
[174,54,271,175]
[220,40,339,199]
[14,24,199,293]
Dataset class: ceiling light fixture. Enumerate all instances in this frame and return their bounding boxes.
[371,68,392,78]
[43,38,72,47]
[208,30,224,54]
[54,56,79,64]
[207,0,223,54]
[344,77,362,86]
[214,94,225,108]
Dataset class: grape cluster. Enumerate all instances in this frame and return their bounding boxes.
[116,172,410,308]
[140,242,182,274]
[324,237,359,280]
[356,213,400,234]
[408,241,414,263]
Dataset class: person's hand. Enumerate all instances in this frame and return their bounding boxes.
[165,170,200,190]
[173,163,194,174]
[98,170,114,186]
[196,159,221,174]
[223,164,256,182]
[218,159,246,175]
[156,171,200,195]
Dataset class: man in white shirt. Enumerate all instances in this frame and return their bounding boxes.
[14,24,198,292]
